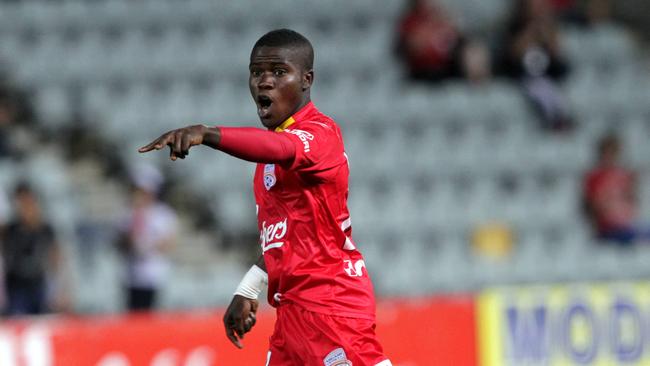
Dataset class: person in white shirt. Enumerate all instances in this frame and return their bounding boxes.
[117,165,177,311]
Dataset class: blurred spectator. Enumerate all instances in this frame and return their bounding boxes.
[548,0,577,13]
[0,187,8,227]
[395,0,492,84]
[0,79,37,158]
[498,0,573,132]
[0,187,8,311]
[116,165,177,311]
[581,0,613,27]
[583,134,648,245]
[1,182,66,316]
[547,0,581,22]
[552,0,614,27]
[0,90,15,157]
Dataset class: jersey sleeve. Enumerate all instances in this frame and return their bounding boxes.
[282,121,344,176]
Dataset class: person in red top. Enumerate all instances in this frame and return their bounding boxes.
[395,0,492,84]
[139,29,391,366]
[583,134,649,245]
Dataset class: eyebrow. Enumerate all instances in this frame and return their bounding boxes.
[249,61,291,69]
[250,59,289,65]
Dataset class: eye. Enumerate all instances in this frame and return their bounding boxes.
[251,70,262,77]
[274,69,287,76]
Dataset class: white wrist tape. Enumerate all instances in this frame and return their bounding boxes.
[234,265,268,300]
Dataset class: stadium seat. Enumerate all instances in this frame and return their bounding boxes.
[2,0,649,310]
[33,85,72,127]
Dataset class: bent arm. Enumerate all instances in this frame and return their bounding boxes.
[233,255,267,300]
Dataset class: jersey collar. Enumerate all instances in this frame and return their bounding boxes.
[274,101,315,132]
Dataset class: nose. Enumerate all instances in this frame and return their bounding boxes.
[257,72,274,90]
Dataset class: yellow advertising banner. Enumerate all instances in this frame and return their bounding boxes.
[479,282,650,366]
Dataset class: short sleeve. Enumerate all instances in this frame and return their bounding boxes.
[282,121,344,175]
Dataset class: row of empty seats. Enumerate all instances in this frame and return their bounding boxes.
[1,0,649,308]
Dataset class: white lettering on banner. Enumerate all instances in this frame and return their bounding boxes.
[151,349,180,366]
[96,353,130,366]
[0,325,52,366]
[260,219,288,253]
[184,346,216,366]
[0,329,16,366]
[1,326,216,366]
[96,348,216,366]
[343,259,365,277]
[22,325,52,366]
[285,129,314,152]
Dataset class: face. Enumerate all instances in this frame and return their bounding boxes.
[601,141,620,165]
[132,186,155,207]
[16,191,40,224]
[526,0,552,19]
[249,46,313,129]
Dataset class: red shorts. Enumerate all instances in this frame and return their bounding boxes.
[266,302,391,366]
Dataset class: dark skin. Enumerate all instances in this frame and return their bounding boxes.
[139,45,314,348]
[222,256,266,349]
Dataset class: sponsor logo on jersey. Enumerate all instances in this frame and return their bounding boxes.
[263,164,276,190]
[260,218,287,252]
[285,129,314,152]
[323,348,353,366]
[343,259,366,277]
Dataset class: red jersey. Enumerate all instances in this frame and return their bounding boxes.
[584,165,637,232]
[253,102,376,320]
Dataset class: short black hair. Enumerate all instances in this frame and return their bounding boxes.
[14,181,34,196]
[252,29,314,70]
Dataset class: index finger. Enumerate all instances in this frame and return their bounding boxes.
[138,135,171,153]
[225,326,243,349]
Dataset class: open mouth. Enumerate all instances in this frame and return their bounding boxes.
[258,95,272,108]
[257,95,273,118]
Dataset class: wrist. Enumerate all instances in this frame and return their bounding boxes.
[201,125,221,148]
[234,265,268,300]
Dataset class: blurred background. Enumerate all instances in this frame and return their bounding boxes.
[0,0,649,364]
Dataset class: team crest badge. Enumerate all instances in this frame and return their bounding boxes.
[323,348,352,366]
[263,164,276,191]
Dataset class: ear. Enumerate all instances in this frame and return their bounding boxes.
[302,70,314,91]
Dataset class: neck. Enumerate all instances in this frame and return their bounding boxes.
[270,95,311,131]
[292,94,311,115]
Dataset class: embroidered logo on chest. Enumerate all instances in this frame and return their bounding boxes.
[263,163,276,191]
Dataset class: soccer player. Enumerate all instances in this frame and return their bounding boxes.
[139,29,391,366]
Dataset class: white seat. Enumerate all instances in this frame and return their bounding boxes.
[33,85,71,127]
[102,82,152,141]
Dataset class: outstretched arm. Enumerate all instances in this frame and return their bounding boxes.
[223,256,267,349]
[138,125,295,164]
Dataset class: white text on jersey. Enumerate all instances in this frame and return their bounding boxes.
[261,218,288,253]
[285,129,314,152]
[343,259,366,277]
